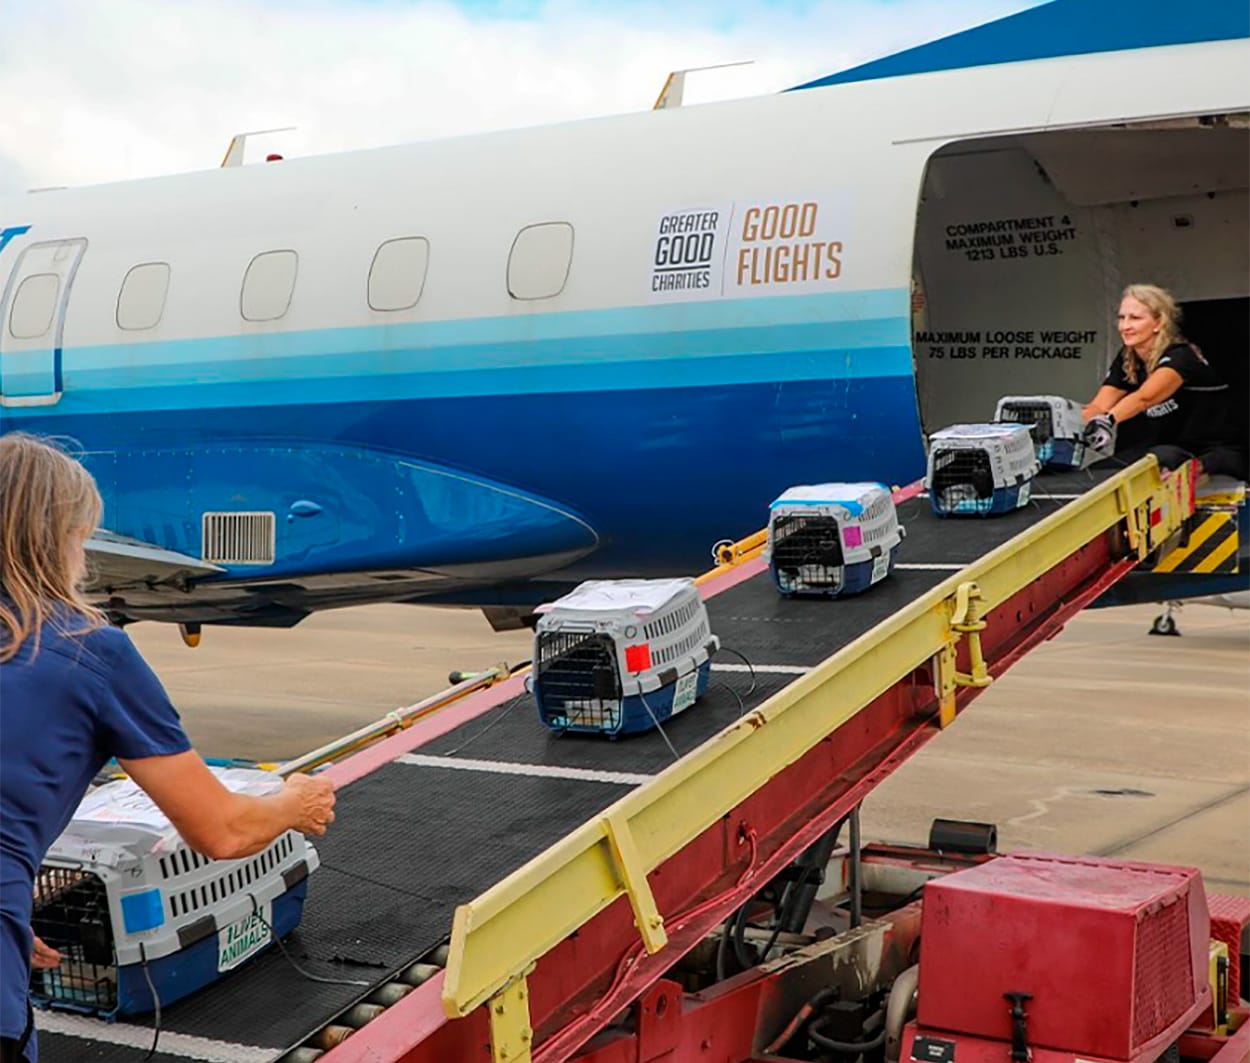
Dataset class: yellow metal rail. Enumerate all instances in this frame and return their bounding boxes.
[442,459,1193,1044]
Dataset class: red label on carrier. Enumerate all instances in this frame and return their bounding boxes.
[624,644,652,672]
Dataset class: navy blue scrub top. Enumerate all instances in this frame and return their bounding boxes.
[0,608,191,1060]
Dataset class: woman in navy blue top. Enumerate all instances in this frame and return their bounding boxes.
[0,434,337,1062]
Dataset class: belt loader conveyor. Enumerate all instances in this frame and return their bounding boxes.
[37,458,1206,1063]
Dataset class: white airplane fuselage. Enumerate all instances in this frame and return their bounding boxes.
[1,35,1246,626]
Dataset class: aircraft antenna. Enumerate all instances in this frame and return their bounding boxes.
[653,61,753,110]
[220,126,297,167]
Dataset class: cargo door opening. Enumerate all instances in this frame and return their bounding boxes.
[910,117,1249,459]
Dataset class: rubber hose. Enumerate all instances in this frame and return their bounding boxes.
[884,965,920,1063]
[809,1012,887,1054]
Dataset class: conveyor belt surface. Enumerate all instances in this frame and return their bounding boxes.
[39,467,1118,1062]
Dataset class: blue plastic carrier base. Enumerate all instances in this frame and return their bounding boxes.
[33,880,309,1019]
[1043,438,1085,469]
[538,659,713,738]
[930,480,1031,518]
[771,550,897,598]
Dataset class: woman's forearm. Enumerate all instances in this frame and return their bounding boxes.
[1108,392,1149,424]
[211,791,300,860]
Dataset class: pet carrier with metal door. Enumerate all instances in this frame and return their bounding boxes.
[531,579,719,736]
[767,482,903,597]
[926,423,1041,517]
[31,769,318,1018]
[994,394,1104,468]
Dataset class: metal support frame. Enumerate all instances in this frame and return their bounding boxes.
[319,459,1193,1063]
[437,460,1187,1041]
[603,814,668,954]
[848,806,862,929]
[490,971,535,1063]
[933,581,993,728]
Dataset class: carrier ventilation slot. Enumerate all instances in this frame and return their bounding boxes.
[202,512,275,565]
[168,835,295,918]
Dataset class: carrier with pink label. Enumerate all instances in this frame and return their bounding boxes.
[767,482,903,597]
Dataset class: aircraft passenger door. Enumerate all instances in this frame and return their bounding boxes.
[0,238,87,407]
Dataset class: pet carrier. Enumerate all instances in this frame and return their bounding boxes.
[767,482,903,597]
[31,769,318,1018]
[530,579,719,736]
[994,394,1107,468]
[927,423,1040,517]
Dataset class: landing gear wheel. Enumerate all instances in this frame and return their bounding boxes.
[1149,612,1180,637]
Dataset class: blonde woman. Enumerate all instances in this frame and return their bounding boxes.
[1083,284,1246,479]
[0,434,336,1063]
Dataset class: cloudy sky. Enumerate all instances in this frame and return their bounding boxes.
[0,0,1044,195]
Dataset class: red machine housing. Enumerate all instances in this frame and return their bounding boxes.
[913,853,1212,1060]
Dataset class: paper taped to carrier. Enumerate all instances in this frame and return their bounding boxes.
[71,769,282,851]
[534,579,694,616]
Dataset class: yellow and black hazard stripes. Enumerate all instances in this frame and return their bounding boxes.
[1153,509,1240,574]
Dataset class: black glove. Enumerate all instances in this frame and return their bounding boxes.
[1083,413,1116,453]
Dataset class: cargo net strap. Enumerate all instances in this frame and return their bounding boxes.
[997,402,1055,443]
[771,514,845,593]
[931,448,996,512]
[31,867,117,1011]
[536,631,623,730]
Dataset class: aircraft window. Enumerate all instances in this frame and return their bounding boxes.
[116,262,171,330]
[8,273,60,339]
[507,222,574,300]
[241,250,298,322]
[368,237,430,311]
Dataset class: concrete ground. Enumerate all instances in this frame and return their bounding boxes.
[130,600,1250,895]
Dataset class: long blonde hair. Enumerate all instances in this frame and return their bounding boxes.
[0,433,105,662]
[1120,283,1184,385]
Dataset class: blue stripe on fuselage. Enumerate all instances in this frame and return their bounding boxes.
[46,316,910,415]
[6,288,914,414]
[16,378,926,577]
[5,289,926,581]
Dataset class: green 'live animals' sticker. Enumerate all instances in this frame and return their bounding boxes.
[217,904,272,972]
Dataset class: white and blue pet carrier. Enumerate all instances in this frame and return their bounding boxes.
[927,424,1041,517]
[531,579,719,737]
[994,395,1110,469]
[767,482,903,597]
[32,769,318,1018]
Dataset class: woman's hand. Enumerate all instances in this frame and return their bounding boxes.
[281,773,337,836]
[1084,413,1116,453]
[32,935,62,969]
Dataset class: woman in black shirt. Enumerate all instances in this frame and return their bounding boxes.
[1084,284,1247,480]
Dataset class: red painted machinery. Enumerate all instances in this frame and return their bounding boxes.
[906,853,1215,1062]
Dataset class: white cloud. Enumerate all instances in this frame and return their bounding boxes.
[0,0,1039,194]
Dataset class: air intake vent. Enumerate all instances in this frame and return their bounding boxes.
[202,512,275,565]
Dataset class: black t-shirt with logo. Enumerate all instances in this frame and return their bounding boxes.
[1103,342,1237,453]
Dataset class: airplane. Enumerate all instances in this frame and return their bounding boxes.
[1,0,1246,638]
